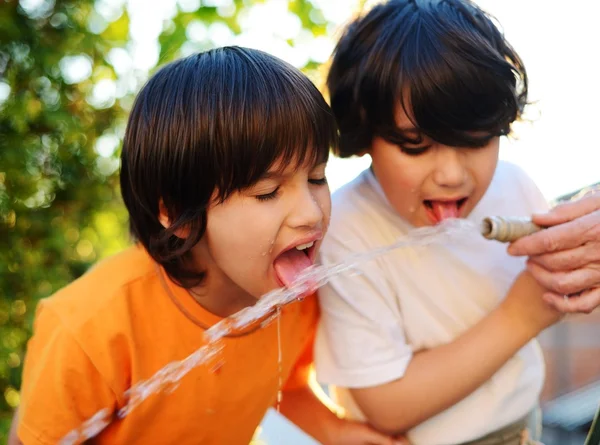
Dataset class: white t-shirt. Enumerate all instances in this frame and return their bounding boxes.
[315,161,549,445]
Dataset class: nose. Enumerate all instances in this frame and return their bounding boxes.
[432,146,467,188]
[287,185,324,229]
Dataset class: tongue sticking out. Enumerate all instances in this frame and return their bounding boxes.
[430,201,460,222]
[273,249,313,287]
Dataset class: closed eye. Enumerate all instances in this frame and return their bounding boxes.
[400,145,431,156]
[256,187,280,201]
[309,177,328,185]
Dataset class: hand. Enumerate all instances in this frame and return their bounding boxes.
[328,418,409,445]
[500,270,563,335]
[508,191,600,313]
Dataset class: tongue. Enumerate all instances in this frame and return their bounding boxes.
[274,249,313,287]
[430,201,459,222]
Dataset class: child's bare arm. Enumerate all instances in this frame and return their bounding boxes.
[281,385,407,445]
[348,271,562,435]
[281,327,406,445]
[7,408,22,445]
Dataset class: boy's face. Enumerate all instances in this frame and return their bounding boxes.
[200,159,331,301]
[369,106,499,227]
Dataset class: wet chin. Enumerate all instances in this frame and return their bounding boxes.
[252,280,282,300]
[409,210,434,228]
[394,205,430,227]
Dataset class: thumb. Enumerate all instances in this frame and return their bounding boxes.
[532,192,600,227]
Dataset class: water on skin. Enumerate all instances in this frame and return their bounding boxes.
[59,218,479,444]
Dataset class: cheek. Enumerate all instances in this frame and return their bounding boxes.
[375,157,424,195]
[318,187,332,226]
[206,205,265,256]
[371,141,425,192]
[471,145,499,187]
[207,219,274,268]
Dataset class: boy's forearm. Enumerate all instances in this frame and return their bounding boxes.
[279,386,343,445]
[350,305,537,434]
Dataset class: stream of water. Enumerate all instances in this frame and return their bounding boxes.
[59,218,479,444]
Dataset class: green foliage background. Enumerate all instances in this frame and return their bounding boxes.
[0,0,335,439]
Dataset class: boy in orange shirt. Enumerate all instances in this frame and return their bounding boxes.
[9,47,403,445]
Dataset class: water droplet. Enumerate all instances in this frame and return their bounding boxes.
[210,359,224,374]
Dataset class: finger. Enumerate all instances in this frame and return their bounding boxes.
[532,192,600,226]
[526,261,600,295]
[543,288,600,314]
[527,241,600,272]
[509,210,600,256]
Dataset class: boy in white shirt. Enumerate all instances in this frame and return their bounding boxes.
[312,1,592,443]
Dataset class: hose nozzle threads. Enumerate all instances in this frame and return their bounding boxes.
[481,216,542,242]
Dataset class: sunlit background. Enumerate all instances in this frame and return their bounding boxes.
[1,0,598,443]
[11,0,596,199]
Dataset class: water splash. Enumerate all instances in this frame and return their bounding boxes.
[276,306,283,412]
[59,218,477,444]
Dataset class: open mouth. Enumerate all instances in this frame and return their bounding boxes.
[273,241,316,288]
[423,198,468,224]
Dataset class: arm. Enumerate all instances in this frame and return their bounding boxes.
[509,191,600,313]
[8,408,22,445]
[281,384,406,445]
[349,271,561,434]
[280,326,406,445]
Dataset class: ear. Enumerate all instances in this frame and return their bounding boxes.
[158,200,191,239]
[158,199,170,229]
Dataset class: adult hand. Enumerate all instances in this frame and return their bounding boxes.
[508,191,600,313]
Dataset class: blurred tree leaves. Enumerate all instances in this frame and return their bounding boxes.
[0,0,334,440]
[0,0,129,438]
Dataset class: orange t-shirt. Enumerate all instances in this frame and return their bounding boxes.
[18,245,318,444]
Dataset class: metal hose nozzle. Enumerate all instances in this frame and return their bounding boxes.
[481,216,542,242]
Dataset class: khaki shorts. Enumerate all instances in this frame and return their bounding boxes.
[460,409,543,445]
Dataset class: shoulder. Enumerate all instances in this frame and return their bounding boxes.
[27,245,163,400]
[40,245,159,331]
[493,160,544,195]
[330,169,380,215]
[494,160,532,183]
[326,169,401,250]
[476,160,548,217]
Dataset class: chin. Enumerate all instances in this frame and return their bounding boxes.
[408,214,432,228]
[255,280,283,299]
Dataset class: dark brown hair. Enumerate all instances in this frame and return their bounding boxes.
[327,0,528,156]
[120,46,338,286]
